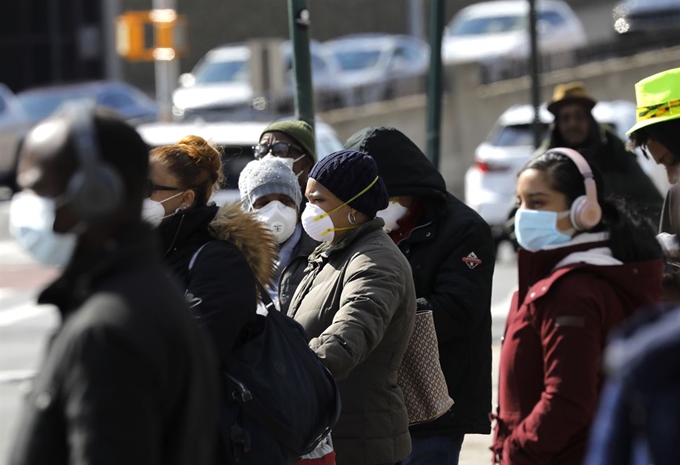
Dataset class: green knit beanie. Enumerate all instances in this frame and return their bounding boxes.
[261,120,316,163]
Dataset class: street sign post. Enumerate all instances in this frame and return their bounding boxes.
[287,0,315,130]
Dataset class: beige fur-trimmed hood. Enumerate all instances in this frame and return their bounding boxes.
[208,202,277,287]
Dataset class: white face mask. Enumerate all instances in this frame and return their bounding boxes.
[142,191,185,227]
[9,191,79,268]
[377,199,409,233]
[255,200,298,244]
[301,203,338,242]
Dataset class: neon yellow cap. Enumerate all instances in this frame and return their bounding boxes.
[628,67,680,135]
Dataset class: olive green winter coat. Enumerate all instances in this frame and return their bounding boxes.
[288,219,416,465]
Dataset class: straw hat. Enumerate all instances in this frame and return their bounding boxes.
[547,82,597,115]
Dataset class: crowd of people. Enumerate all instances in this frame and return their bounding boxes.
[5,66,679,465]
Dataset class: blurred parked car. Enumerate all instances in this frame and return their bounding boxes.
[442,0,587,64]
[173,41,343,115]
[464,100,669,241]
[613,0,680,37]
[17,81,158,124]
[136,118,344,204]
[0,84,32,189]
[324,34,430,106]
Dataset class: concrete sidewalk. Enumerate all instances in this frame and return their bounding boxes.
[459,342,501,465]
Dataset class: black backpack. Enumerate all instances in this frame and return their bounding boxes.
[219,281,341,464]
[187,242,341,464]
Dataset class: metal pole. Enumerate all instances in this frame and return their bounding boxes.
[102,0,123,81]
[287,0,315,129]
[408,0,425,41]
[528,0,542,149]
[426,0,445,169]
[152,0,178,122]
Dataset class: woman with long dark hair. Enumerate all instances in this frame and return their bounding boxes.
[492,148,663,465]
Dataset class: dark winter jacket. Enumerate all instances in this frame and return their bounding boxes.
[659,184,679,234]
[584,306,680,465]
[158,203,276,363]
[540,122,663,223]
[493,233,663,465]
[288,219,417,465]
[279,229,318,315]
[345,127,495,436]
[9,223,219,465]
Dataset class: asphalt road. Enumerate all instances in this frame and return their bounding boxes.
[0,201,518,463]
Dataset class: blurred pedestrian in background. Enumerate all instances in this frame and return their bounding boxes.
[626,67,680,234]
[238,155,318,314]
[345,127,495,465]
[540,82,663,223]
[492,148,663,465]
[255,120,316,193]
[288,150,416,465]
[8,106,219,465]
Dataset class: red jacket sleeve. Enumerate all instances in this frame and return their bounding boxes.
[502,280,605,465]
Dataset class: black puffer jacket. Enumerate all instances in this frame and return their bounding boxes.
[158,203,276,363]
[345,127,495,435]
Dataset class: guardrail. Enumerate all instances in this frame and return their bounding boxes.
[479,31,680,85]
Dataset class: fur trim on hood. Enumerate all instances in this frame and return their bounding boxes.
[208,202,277,287]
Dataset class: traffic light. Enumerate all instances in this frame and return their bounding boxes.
[116,10,188,61]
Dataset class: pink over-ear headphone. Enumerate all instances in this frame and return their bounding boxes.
[549,147,602,231]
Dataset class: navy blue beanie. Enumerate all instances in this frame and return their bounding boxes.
[309,149,389,218]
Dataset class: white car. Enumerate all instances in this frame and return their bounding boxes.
[464,101,669,240]
[173,42,342,115]
[442,0,587,64]
[136,119,344,205]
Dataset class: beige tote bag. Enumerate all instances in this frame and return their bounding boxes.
[397,310,454,425]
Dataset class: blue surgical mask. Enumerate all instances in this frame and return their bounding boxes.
[514,208,575,252]
[9,191,80,268]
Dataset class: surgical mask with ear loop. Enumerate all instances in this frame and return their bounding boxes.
[301,176,379,242]
[514,208,576,252]
[9,191,83,268]
[142,191,186,228]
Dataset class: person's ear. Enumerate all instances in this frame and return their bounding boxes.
[182,190,196,209]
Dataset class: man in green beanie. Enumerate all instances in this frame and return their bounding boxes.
[255,119,316,192]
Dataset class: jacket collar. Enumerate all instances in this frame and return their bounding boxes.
[39,222,160,316]
[310,218,385,262]
[159,204,218,257]
[518,232,610,302]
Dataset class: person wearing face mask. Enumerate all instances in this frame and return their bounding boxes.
[344,127,495,465]
[8,107,219,465]
[255,120,317,193]
[238,156,319,314]
[287,150,416,465]
[146,136,276,367]
[492,148,663,465]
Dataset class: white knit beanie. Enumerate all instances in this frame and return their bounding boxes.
[238,156,302,211]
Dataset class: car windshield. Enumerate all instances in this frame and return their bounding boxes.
[450,14,526,36]
[194,59,248,84]
[17,91,92,120]
[333,49,382,71]
[490,124,549,147]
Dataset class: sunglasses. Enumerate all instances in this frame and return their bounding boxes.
[144,179,182,198]
[252,142,304,159]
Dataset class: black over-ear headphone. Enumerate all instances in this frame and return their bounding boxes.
[64,100,124,223]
